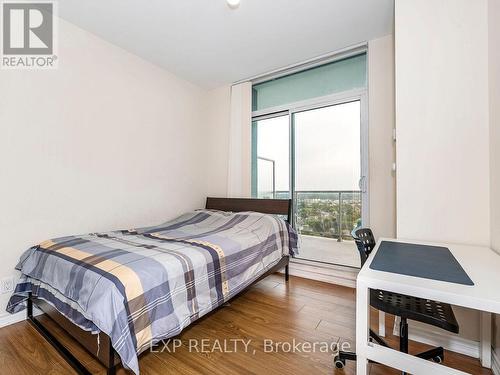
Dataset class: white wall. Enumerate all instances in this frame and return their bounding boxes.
[204,85,232,197]
[0,18,212,315]
[489,4,500,253]
[395,0,490,246]
[368,35,396,238]
[227,82,252,197]
[489,0,500,365]
[395,0,489,344]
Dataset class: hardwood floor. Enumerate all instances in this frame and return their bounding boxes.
[0,275,492,374]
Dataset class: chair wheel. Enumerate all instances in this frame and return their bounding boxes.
[433,356,443,363]
[334,355,346,369]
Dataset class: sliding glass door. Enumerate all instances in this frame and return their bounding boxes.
[293,100,364,267]
[251,95,367,268]
[251,52,368,268]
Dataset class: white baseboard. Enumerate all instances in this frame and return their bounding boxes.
[392,316,479,358]
[0,310,27,328]
[492,348,500,375]
[288,259,358,288]
[0,308,43,329]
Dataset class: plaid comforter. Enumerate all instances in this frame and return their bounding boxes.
[7,209,298,374]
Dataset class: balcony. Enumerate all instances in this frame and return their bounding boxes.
[260,190,362,268]
[295,190,361,267]
[298,235,361,268]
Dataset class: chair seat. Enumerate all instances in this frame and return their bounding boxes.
[370,289,459,334]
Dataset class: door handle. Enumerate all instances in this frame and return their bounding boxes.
[358,176,367,193]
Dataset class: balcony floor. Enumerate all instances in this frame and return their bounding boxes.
[295,235,361,268]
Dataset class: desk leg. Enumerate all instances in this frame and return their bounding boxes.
[356,280,370,375]
[378,311,386,337]
[480,311,492,368]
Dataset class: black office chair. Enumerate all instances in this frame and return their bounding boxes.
[334,228,459,369]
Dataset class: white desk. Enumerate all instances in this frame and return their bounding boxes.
[356,238,500,375]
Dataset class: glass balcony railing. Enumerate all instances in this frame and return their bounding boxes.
[295,191,361,241]
[257,190,362,242]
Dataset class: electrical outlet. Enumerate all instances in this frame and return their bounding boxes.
[0,276,15,294]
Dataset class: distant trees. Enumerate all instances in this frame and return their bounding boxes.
[296,194,361,240]
[259,191,362,240]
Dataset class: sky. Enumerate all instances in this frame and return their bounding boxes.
[256,100,361,193]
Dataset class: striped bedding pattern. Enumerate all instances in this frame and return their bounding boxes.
[6,209,298,374]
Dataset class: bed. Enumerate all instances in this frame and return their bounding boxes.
[6,197,297,375]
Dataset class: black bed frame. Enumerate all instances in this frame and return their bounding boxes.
[27,197,292,374]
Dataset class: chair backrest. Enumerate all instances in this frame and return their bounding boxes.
[353,228,376,267]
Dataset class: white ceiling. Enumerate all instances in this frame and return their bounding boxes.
[59,0,394,89]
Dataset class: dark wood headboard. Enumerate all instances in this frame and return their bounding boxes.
[205,197,292,223]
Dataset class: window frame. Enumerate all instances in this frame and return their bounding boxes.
[251,87,370,232]
[251,111,290,198]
